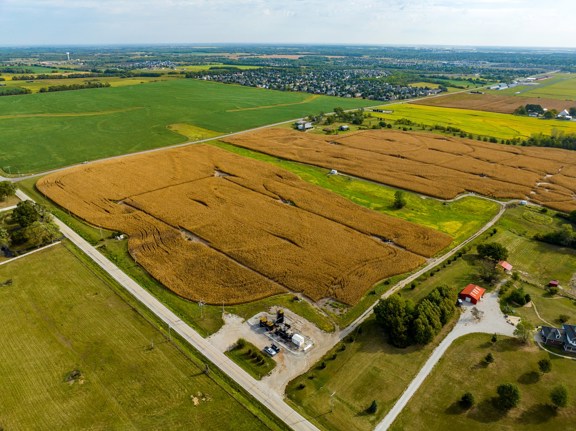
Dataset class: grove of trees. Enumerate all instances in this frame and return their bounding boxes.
[374,286,456,348]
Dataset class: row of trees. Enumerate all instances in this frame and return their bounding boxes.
[535,225,576,249]
[374,286,456,348]
[523,132,576,151]
[0,87,31,96]
[39,81,111,93]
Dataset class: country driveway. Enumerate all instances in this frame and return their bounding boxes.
[376,290,515,431]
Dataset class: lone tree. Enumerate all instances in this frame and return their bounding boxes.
[477,242,509,261]
[538,358,552,374]
[459,392,475,409]
[393,190,407,209]
[0,181,15,202]
[514,321,534,345]
[495,383,521,410]
[366,400,378,414]
[485,353,495,364]
[550,385,568,409]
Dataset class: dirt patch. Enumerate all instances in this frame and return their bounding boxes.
[412,92,573,114]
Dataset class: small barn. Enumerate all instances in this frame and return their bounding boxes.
[498,261,513,272]
[459,284,486,305]
[549,280,559,288]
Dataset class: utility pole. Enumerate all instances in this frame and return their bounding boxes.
[330,391,336,413]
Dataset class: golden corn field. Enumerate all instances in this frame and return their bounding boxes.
[225,129,576,212]
[38,145,450,305]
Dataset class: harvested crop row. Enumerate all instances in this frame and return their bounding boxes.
[38,145,447,305]
[224,128,576,212]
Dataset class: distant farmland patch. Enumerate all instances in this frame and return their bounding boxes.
[369,104,576,139]
[38,145,449,305]
[412,92,571,114]
[224,128,576,212]
[0,79,373,174]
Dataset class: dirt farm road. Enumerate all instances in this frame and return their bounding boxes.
[15,190,320,431]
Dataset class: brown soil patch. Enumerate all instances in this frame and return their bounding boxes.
[224,128,576,212]
[412,92,574,114]
[38,145,449,305]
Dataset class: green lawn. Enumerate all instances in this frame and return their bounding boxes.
[226,340,276,380]
[0,79,373,174]
[373,103,576,139]
[493,206,576,287]
[286,318,457,431]
[0,243,282,431]
[512,284,576,328]
[391,334,576,431]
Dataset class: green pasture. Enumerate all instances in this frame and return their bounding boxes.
[0,79,373,174]
[493,206,576,287]
[495,73,576,101]
[374,103,576,139]
[286,318,457,431]
[0,243,281,431]
[2,75,173,93]
[391,333,576,431]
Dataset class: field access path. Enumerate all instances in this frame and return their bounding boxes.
[14,190,320,431]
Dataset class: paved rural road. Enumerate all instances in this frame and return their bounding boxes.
[375,291,516,431]
[15,190,319,431]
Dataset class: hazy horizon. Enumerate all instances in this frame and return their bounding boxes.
[1,0,575,49]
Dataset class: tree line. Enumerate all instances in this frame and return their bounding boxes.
[39,81,111,93]
[0,87,31,96]
[374,285,456,348]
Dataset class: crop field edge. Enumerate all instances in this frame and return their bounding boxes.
[60,239,291,431]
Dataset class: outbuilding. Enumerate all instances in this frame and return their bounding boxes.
[549,280,559,288]
[459,284,486,305]
[292,333,305,348]
[498,261,513,272]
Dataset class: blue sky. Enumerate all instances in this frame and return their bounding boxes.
[1,0,575,47]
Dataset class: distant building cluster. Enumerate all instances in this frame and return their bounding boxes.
[194,68,443,101]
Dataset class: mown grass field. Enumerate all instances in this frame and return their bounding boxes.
[495,73,576,100]
[373,103,576,139]
[494,206,576,287]
[0,78,373,173]
[391,334,576,431]
[286,318,457,431]
[512,284,576,328]
[0,243,281,431]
